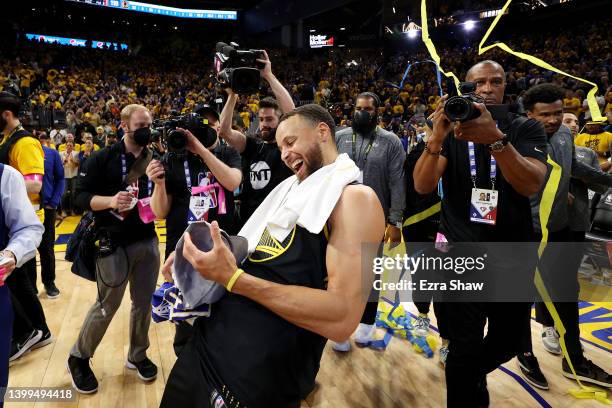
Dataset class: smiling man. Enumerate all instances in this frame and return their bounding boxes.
[161,104,385,408]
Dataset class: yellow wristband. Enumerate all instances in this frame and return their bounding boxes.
[226,268,244,292]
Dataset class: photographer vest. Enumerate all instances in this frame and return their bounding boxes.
[0,128,39,165]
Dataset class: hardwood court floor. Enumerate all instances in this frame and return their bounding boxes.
[6,249,612,408]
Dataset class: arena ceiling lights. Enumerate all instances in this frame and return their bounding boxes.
[65,0,237,20]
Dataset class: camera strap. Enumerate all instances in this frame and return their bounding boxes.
[352,128,378,168]
[468,141,497,189]
[184,160,193,192]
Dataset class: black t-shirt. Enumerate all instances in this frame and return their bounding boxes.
[240,137,293,224]
[439,115,547,243]
[165,142,242,257]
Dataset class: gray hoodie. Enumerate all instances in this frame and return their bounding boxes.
[335,126,406,224]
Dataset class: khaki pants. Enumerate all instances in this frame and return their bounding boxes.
[70,237,160,362]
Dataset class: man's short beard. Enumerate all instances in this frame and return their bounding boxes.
[300,144,324,181]
[259,128,275,142]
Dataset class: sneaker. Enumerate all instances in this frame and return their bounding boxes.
[45,284,60,299]
[414,315,430,337]
[126,357,158,381]
[67,355,98,394]
[439,345,449,367]
[354,323,375,347]
[562,358,612,388]
[31,330,53,350]
[9,329,42,362]
[541,326,561,355]
[517,353,549,390]
[332,341,351,352]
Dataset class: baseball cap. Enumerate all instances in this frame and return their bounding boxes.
[194,104,220,121]
[172,221,248,308]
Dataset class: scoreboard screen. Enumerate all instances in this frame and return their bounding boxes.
[66,0,238,20]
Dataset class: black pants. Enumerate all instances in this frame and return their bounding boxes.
[29,208,56,288]
[441,301,531,407]
[6,263,49,339]
[61,178,76,214]
[519,228,584,364]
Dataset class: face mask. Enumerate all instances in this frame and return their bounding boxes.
[132,127,151,146]
[0,116,6,134]
[353,110,377,134]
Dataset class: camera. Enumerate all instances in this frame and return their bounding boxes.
[444,82,485,122]
[153,113,218,176]
[214,42,265,94]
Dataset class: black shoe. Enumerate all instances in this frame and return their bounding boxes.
[32,330,53,350]
[562,358,612,388]
[517,353,549,390]
[44,283,60,299]
[67,355,98,394]
[126,357,157,381]
[9,329,43,362]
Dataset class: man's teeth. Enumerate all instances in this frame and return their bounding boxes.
[292,159,303,170]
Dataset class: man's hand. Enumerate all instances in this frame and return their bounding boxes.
[384,225,402,248]
[177,128,205,155]
[146,159,165,184]
[431,95,452,142]
[454,103,504,145]
[161,251,175,283]
[0,250,16,283]
[182,221,238,286]
[110,191,135,210]
[257,50,273,80]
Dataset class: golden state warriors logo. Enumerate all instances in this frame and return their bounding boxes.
[248,227,296,262]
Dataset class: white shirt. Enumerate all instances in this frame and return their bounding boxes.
[1,165,44,267]
[60,151,80,179]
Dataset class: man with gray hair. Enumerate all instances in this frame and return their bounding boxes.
[68,104,160,394]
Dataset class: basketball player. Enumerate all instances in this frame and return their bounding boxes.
[161,104,385,407]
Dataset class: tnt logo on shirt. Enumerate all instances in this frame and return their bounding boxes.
[250,161,271,190]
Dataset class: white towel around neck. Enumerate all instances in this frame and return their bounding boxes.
[239,153,360,254]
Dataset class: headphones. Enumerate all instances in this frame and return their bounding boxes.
[0,90,22,116]
[357,92,381,109]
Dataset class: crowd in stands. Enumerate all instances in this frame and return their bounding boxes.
[1,20,611,144]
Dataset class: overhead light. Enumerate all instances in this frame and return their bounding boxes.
[174,26,178,30]
[408,30,419,39]
[393,7,396,13]
[464,20,476,31]
[340,27,346,31]
[309,29,316,32]
[338,44,346,47]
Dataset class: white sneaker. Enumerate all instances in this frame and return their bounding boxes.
[354,323,375,347]
[541,326,561,355]
[414,315,430,337]
[439,345,450,367]
[332,341,351,352]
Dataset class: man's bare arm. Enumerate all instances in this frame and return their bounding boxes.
[218,92,247,153]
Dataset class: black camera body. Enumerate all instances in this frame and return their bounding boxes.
[153,113,218,177]
[214,42,265,94]
[444,82,485,122]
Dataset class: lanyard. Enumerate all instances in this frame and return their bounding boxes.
[121,153,151,196]
[184,160,192,191]
[352,128,377,168]
[468,141,497,190]
[1,125,24,144]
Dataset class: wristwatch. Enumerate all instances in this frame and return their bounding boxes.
[489,133,509,153]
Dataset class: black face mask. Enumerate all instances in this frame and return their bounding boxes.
[353,110,377,134]
[132,127,151,146]
[0,116,6,134]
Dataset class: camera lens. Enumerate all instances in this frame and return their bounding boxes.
[166,129,187,152]
[444,97,471,122]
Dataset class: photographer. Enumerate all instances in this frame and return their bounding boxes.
[68,104,160,394]
[413,60,548,407]
[219,50,294,225]
[146,106,242,356]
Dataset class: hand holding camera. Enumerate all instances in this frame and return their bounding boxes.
[111,191,136,211]
[146,159,165,183]
[454,103,504,145]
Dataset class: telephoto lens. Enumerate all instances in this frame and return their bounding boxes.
[444,96,481,122]
[166,129,188,153]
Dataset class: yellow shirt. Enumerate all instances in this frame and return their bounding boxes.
[563,97,581,116]
[392,104,404,115]
[239,111,251,129]
[58,143,82,152]
[0,133,44,208]
[575,131,612,164]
